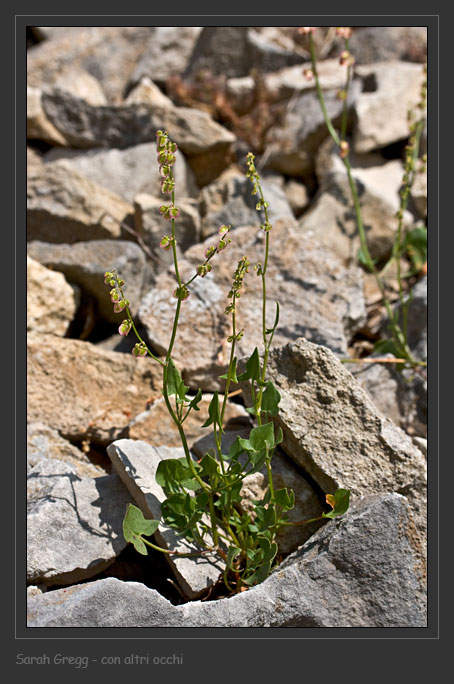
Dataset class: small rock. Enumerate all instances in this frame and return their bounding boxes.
[27,459,130,585]
[27,86,67,145]
[27,333,162,443]
[27,256,80,336]
[27,163,132,243]
[106,439,224,599]
[284,179,309,216]
[44,142,198,204]
[349,27,427,65]
[353,61,426,153]
[27,422,104,478]
[411,171,427,219]
[53,69,107,106]
[27,239,149,324]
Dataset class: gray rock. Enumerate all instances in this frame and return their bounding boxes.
[44,142,198,204]
[27,459,130,585]
[106,439,223,599]
[27,239,149,324]
[27,163,132,243]
[138,219,366,390]
[403,275,427,362]
[27,422,104,478]
[27,493,427,627]
[27,256,80,336]
[200,170,294,239]
[264,81,361,176]
[27,333,163,443]
[53,69,107,106]
[349,27,427,65]
[128,27,203,87]
[27,86,67,145]
[262,338,427,555]
[353,61,426,153]
[27,26,157,103]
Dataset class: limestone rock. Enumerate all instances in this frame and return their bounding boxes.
[106,439,223,599]
[262,338,427,553]
[27,333,162,443]
[138,219,366,390]
[27,256,79,336]
[27,422,104,478]
[353,61,426,153]
[27,459,130,585]
[53,69,107,106]
[349,27,427,65]
[27,163,132,243]
[27,240,149,324]
[44,142,198,204]
[27,493,427,627]
[27,86,67,145]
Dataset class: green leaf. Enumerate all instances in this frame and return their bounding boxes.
[403,225,427,271]
[226,546,242,570]
[248,422,275,452]
[199,452,220,477]
[219,357,238,383]
[322,488,351,519]
[123,504,160,555]
[242,560,272,586]
[273,487,295,511]
[373,338,404,358]
[188,388,203,411]
[237,347,261,382]
[261,381,281,416]
[166,358,189,403]
[155,458,200,493]
[201,391,223,431]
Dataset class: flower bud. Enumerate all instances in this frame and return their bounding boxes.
[160,235,173,250]
[173,285,190,300]
[113,300,126,313]
[298,26,317,34]
[218,224,231,236]
[169,206,180,219]
[118,320,132,336]
[132,342,147,357]
[303,68,314,81]
[205,245,216,259]
[339,140,350,158]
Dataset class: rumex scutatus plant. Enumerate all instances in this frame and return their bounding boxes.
[300,26,427,371]
[104,130,350,594]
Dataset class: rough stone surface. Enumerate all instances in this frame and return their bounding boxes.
[411,171,427,219]
[126,394,251,450]
[353,61,426,153]
[27,239,149,324]
[262,338,427,554]
[27,333,162,443]
[52,69,108,106]
[27,86,67,145]
[134,193,201,257]
[263,59,350,100]
[27,163,132,243]
[27,493,427,627]
[27,458,130,585]
[394,275,427,362]
[138,219,367,390]
[27,26,157,103]
[106,439,223,598]
[128,27,203,87]
[27,256,80,336]
[27,422,104,478]
[264,81,361,176]
[44,142,198,204]
[348,26,427,65]
[200,170,294,239]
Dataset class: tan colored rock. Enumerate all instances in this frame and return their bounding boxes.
[412,171,427,218]
[54,69,107,106]
[27,86,67,145]
[353,61,426,153]
[125,77,174,108]
[27,256,79,336]
[27,163,132,243]
[126,394,251,449]
[27,333,163,443]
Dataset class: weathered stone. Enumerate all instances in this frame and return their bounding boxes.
[411,170,427,219]
[133,193,201,257]
[27,163,132,243]
[138,219,366,390]
[27,146,43,168]
[200,170,293,239]
[284,179,309,216]
[27,256,80,336]
[27,459,130,585]
[27,493,427,627]
[264,59,349,101]
[27,240,149,324]
[53,69,107,106]
[44,142,198,204]
[262,338,427,554]
[106,439,223,598]
[27,422,104,478]
[348,26,427,65]
[27,26,157,103]
[125,77,175,109]
[128,27,203,87]
[394,275,427,362]
[126,394,250,450]
[353,61,426,153]
[349,359,427,438]
[27,86,67,145]
[27,333,162,443]
[264,81,361,176]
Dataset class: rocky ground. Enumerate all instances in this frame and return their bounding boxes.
[26,25,428,628]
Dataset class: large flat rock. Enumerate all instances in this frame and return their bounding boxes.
[27,493,427,627]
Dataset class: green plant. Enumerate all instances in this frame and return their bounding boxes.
[301,26,427,369]
[104,130,349,594]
